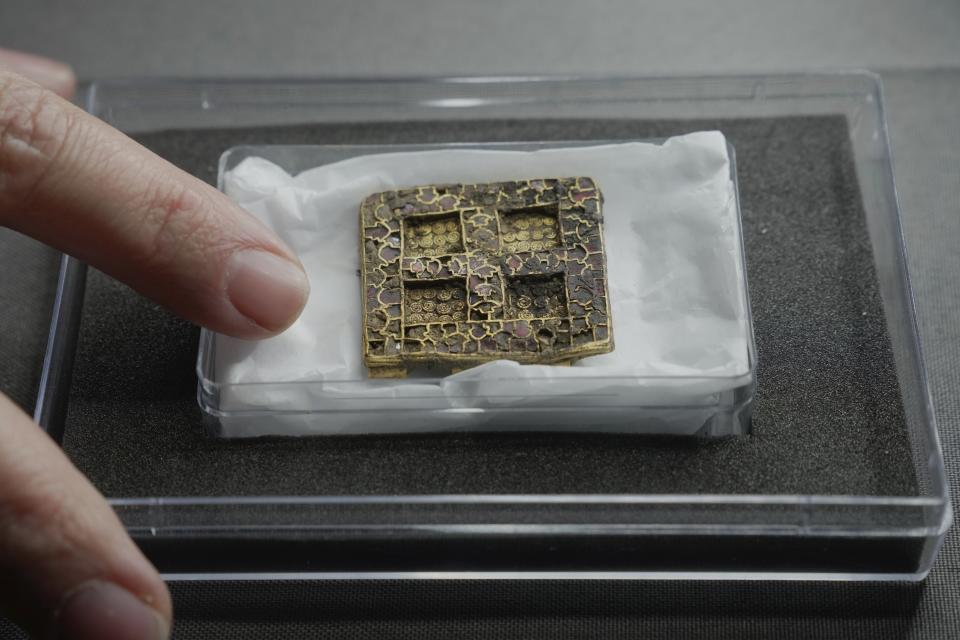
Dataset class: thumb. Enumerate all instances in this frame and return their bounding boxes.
[0,394,171,638]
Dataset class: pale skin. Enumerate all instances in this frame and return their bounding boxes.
[0,49,310,639]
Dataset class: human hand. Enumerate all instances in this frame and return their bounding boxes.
[0,49,310,638]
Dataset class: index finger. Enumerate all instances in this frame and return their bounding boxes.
[0,71,309,338]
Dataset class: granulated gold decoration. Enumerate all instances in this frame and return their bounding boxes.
[360,177,613,378]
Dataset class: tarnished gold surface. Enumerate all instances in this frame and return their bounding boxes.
[360,178,613,377]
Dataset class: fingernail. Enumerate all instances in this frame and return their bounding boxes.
[226,249,310,334]
[55,580,169,640]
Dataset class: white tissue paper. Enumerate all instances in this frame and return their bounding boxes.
[207,132,754,436]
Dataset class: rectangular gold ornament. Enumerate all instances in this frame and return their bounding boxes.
[360,178,613,378]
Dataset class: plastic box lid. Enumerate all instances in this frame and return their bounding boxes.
[37,72,950,581]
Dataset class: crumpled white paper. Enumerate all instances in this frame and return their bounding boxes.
[209,132,753,436]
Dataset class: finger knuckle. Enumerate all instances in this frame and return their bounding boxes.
[138,179,213,268]
[0,468,78,557]
[0,73,77,214]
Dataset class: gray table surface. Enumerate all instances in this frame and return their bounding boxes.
[1,1,959,638]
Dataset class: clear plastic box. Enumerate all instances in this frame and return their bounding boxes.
[198,140,757,438]
[40,72,949,580]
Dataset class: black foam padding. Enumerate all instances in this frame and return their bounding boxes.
[60,116,917,497]
[0,578,935,640]
[0,230,60,412]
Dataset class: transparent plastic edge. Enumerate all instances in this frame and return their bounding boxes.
[158,570,931,583]
[109,492,950,540]
[32,254,73,423]
[85,69,888,103]
[869,73,951,523]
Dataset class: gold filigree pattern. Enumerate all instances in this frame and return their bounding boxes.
[403,213,463,256]
[505,273,567,320]
[404,280,468,324]
[360,177,612,377]
[500,206,561,253]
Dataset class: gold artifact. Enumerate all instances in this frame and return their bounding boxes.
[360,178,612,378]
